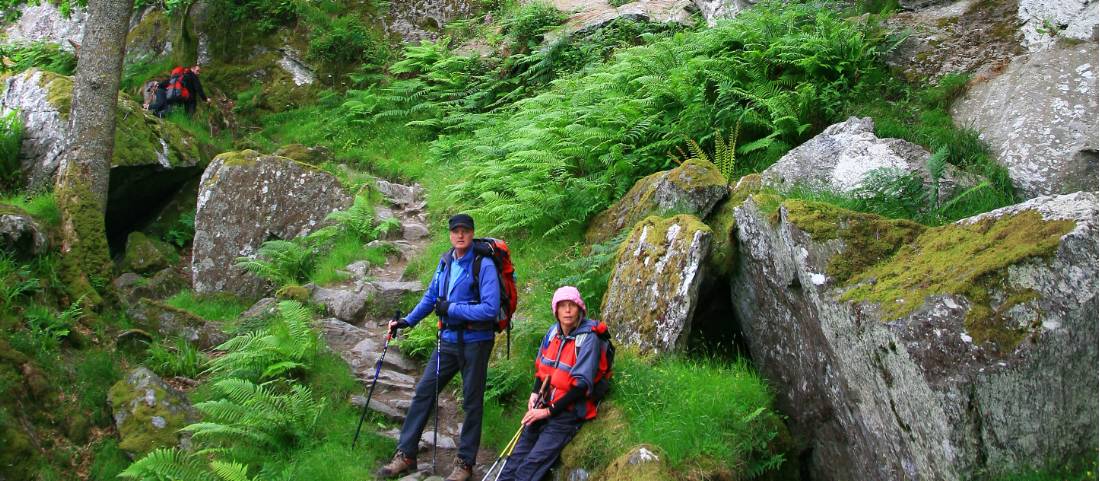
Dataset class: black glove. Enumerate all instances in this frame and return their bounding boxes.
[434,298,450,318]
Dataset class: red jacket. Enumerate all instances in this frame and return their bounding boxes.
[535,318,606,420]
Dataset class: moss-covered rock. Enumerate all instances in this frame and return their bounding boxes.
[586,160,728,245]
[597,446,674,481]
[108,367,198,457]
[0,209,50,258]
[703,173,762,278]
[126,298,227,350]
[274,143,331,165]
[122,231,178,275]
[730,191,1099,481]
[601,214,712,355]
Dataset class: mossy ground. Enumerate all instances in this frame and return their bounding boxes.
[107,377,191,455]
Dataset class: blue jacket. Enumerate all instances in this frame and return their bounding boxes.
[406,248,500,343]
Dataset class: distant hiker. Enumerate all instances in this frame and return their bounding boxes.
[495,286,612,481]
[141,79,159,109]
[165,65,209,115]
[147,78,172,118]
[379,213,501,481]
[181,65,209,114]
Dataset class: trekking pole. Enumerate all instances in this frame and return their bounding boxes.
[433,320,442,474]
[482,375,552,481]
[479,425,524,481]
[351,310,401,448]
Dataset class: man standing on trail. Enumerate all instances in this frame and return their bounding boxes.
[378,213,500,481]
[494,286,605,481]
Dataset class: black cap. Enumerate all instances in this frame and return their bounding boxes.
[448,213,475,231]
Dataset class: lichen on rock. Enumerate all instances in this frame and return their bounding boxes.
[122,231,178,275]
[108,367,198,457]
[601,214,712,355]
[587,159,727,245]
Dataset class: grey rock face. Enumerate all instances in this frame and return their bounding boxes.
[691,0,753,26]
[127,299,228,349]
[953,42,1098,199]
[730,192,1098,481]
[601,215,712,355]
[3,2,87,48]
[1018,0,1098,51]
[762,117,974,201]
[191,150,351,297]
[0,210,48,257]
[552,0,695,40]
[276,47,316,86]
[376,179,425,209]
[1,69,70,189]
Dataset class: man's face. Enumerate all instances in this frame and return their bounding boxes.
[450,226,473,251]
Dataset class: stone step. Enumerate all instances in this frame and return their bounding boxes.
[350,395,405,421]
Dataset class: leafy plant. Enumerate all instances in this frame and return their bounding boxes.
[502,1,566,53]
[145,338,207,378]
[185,378,324,451]
[22,297,83,353]
[0,111,23,189]
[0,250,37,313]
[675,124,741,183]
[324,193,375,240]
[236,240,316,289]
[0,42,77,75]
[164,213,196,247]
[205,301,320,381]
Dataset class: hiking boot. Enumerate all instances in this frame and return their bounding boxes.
[376,451,416,478]
[444,457,474,481]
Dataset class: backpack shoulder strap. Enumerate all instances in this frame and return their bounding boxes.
[439,250,454,298]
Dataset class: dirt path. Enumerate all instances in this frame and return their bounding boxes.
[318,179,499,480]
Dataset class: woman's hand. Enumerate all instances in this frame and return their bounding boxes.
[527,392,540,410]
[521,407,551,426]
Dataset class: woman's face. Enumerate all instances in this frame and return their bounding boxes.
[556,300,581,329]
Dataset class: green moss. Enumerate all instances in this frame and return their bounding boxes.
[218,149,262,167]
[704,174,762,278]
[122,231,179,274]
[39,70,74,121]
[783,200,925,282]
[597,445,675,481]
[107,380,189,455]
[606,215,712,349]
[667,159,726,193]
[126,9,170,53]
[843,209,1074,332]
[55,164,111,306]
[963,287,1040,348]
[277,284,310,302]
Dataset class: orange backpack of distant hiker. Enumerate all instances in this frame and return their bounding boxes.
[166,66,191,102]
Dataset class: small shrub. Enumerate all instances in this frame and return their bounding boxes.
[0,111,23,189]
[145,338,207,379]
[502,1,566,52]
[163,213,195,248]
[0,42,76,76]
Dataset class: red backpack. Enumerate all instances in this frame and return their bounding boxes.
[166,66,191,101]
[470,237,518,355]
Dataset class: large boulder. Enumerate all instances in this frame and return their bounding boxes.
[601,214,712,355]
[952,42,1098,199]
[191,150,351,297]
[108,367,199,457]
[549,0,695,41]
[587,159,727,244]
[691,0,753,26]
[0,205,49,257]
[0,69,208,190]
[1018,0,1098,51]
[730,191,1098,481]
[762,117,974,201]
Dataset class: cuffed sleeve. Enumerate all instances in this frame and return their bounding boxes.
[405,268,441,326]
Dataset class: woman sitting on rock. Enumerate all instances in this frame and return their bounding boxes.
[496,286,611,481]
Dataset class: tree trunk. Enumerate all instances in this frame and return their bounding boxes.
[55,0,133,305]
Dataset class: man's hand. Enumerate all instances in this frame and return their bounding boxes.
[434,298,450,318]
[388,318,409,336]
[521,407,551,426]
[527,392,540,410]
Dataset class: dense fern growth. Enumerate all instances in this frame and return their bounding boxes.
[205,301,320,380]
[428,2,890,235]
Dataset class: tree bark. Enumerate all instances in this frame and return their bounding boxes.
[55,0,134,304]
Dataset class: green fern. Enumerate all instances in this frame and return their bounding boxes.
[120,448,216,481]
[325,193,375,241]
[235,240,315,289]
[185,378,323,451]
[205,301,319,381]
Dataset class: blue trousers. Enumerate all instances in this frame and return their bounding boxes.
[397,339,494,466]
[496,412,582,481]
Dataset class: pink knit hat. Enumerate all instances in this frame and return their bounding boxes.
[551,286,586,318]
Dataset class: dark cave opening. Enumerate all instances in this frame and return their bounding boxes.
[105,165,202,255]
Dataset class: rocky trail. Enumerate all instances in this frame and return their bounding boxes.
[315,179,498,480]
